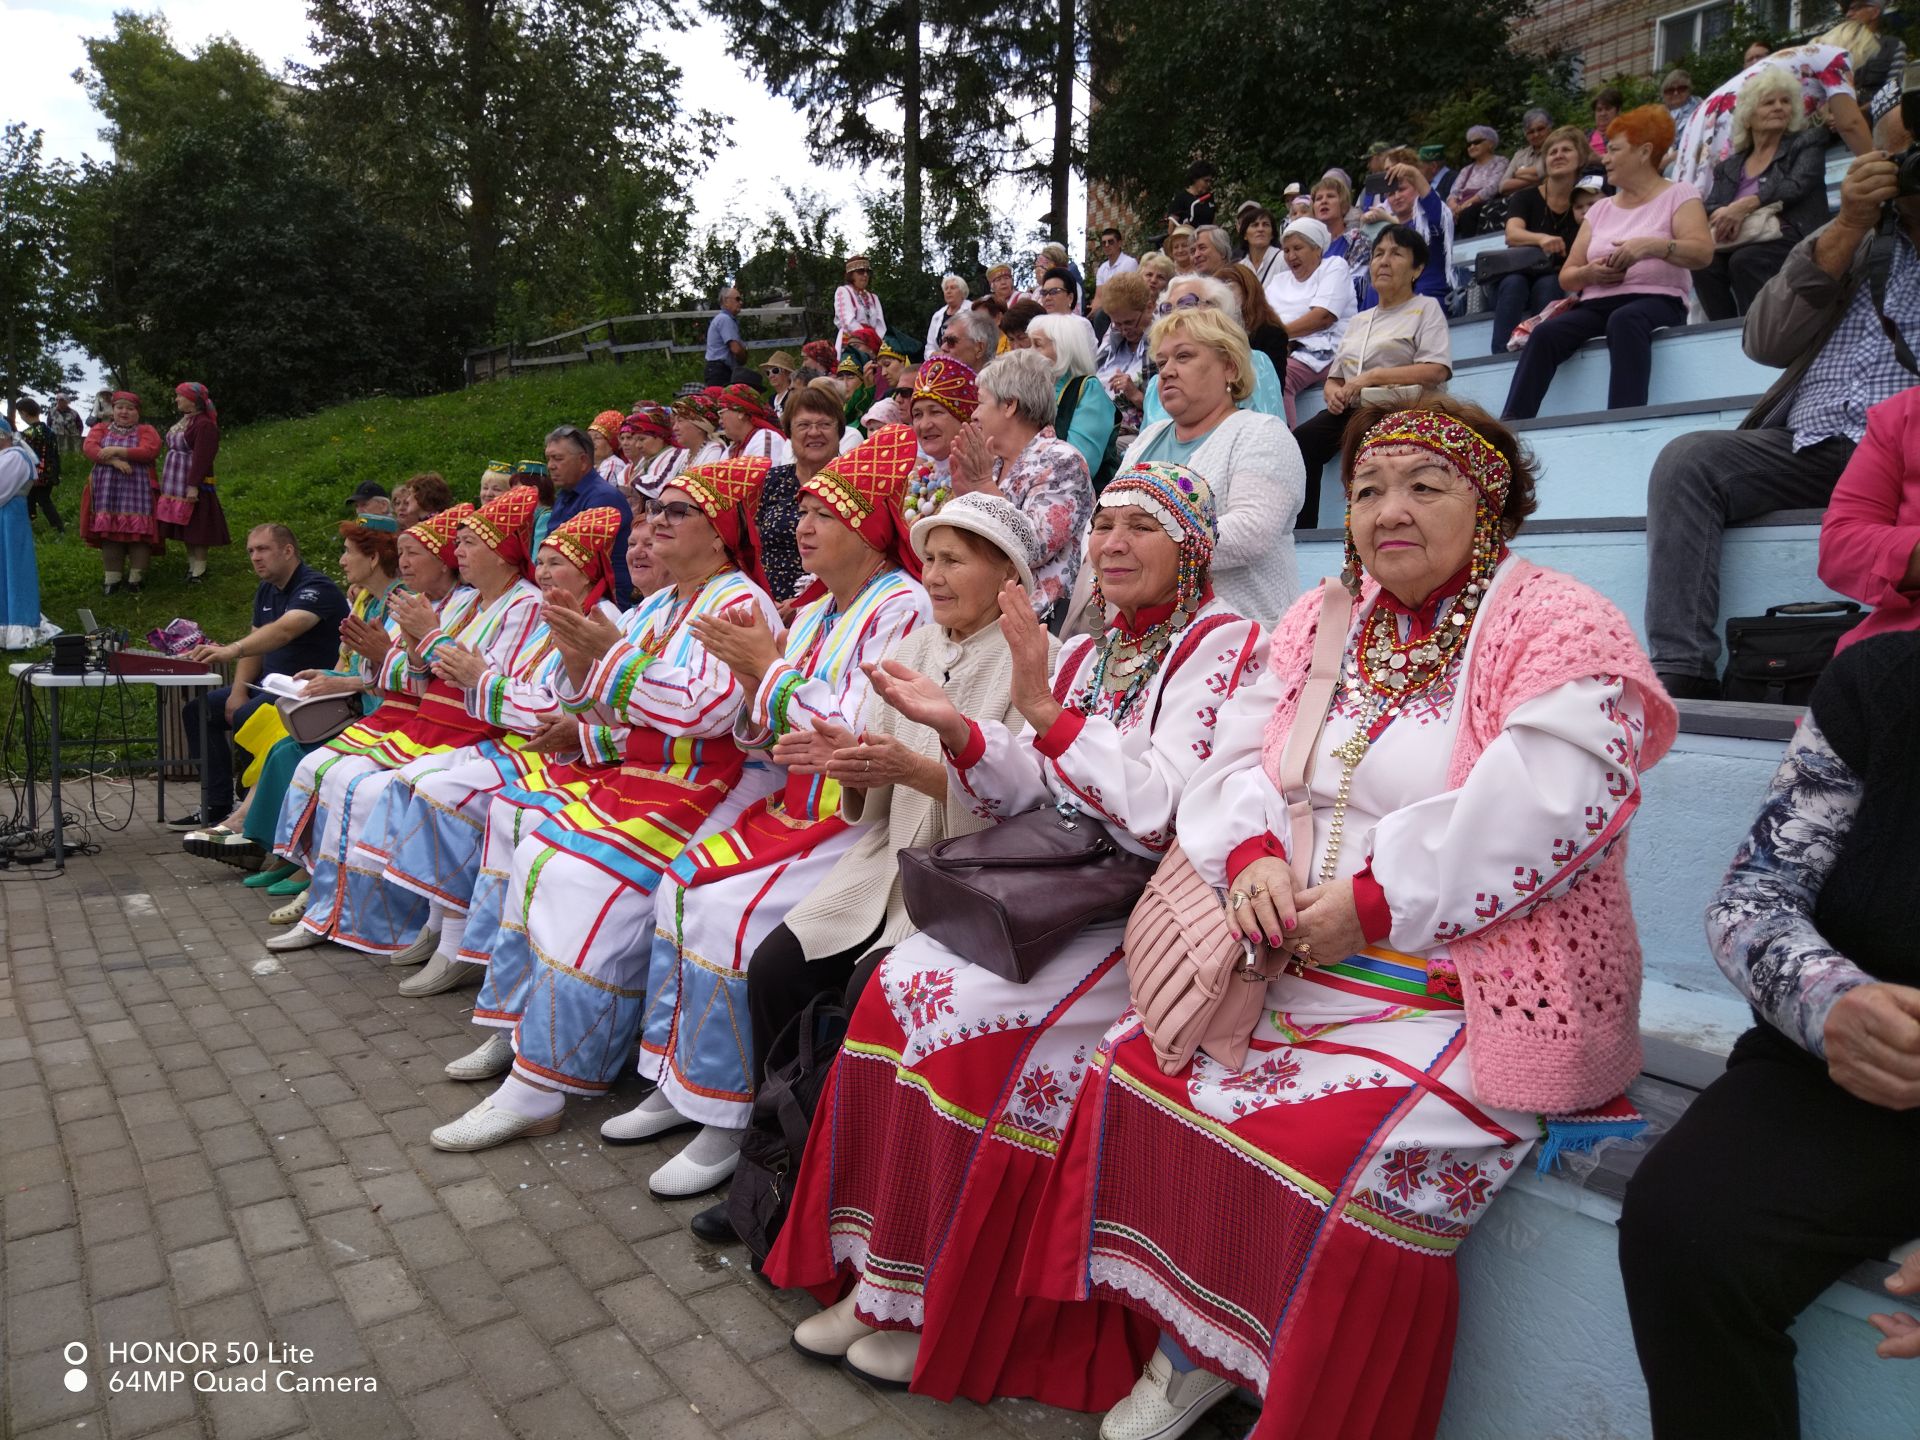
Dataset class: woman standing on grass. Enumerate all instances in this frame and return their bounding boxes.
[80,390,163,596]
[156,381,229,583]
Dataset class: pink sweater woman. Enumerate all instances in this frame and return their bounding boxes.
[1818,385,1920,651]
[1025,401,1676,1440]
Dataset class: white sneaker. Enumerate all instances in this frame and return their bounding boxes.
[843,1329,920,1388]
[445,1032,515,1081]
[599,1094,695,1146]
[388,927,443,967]
[791,1292,876,1362]
[266,891,310,927]
[397,952,481,998]
[647,1130,741,1197]
[265,923,324,953]
[429,1097,563,1152]
[1099,1349,1233,1440]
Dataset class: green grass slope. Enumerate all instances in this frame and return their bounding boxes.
[28,357,702,646]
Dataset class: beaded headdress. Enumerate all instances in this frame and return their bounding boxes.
[511,460,547,478]
[461,485,542,577]
[407,502,474,569]
[482,459,513,479]
[1344,407,1512,598]
[911,356,979,422]
[588,410,626,448]
[799,423,922,580]
[540,505,623,606]
[672,456,771,593]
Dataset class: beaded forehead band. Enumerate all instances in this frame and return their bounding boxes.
[1354,409,1511,510]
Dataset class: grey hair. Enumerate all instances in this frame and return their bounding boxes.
[1166,272,1241,325]
[1191,225,1233,262]
[977,350,1059,428]
[941,273,966,290]
[949,306,1001,354]
[1027,314,1099,382]
[545,425,595,459]
[1523,107,1552,129]
[1731,65,1807,151]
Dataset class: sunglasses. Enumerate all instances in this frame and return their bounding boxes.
[1152,293,1208,317]
[645,500,702,524]
[848,267,871,276]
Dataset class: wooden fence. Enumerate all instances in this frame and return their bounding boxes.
[464,304,813,385]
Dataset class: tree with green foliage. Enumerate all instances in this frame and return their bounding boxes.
[1088,0,1536,227]
[63,14,467,422]
[295,0,724,337]
[0,124,80,413]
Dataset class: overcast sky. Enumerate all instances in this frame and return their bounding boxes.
[4,0,1077,258]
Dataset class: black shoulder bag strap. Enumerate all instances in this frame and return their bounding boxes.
[1867,223,1920,377]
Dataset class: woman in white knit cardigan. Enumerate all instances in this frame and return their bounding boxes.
[1071,301,1305,629]
[686,493,1057,1242]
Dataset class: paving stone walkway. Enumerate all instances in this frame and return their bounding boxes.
[1,812,1262,1440]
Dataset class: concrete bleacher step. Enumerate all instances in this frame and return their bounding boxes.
[1297,316,1770,425]
[1299,395,1762,529]
[1293,510,1839,650]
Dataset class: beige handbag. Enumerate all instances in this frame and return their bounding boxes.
[1124,580,1353,1073]
[1715,200,1783,252]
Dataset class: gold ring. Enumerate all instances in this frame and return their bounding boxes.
[1296,940,1312,956]
[1248,883,1266,897]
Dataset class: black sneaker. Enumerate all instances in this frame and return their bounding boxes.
[167,808,209,830]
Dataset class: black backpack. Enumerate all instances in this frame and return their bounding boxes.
[726,992,851,1268]
[1721,601,1865,705]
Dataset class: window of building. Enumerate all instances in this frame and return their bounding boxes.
[1656,0,1803,68]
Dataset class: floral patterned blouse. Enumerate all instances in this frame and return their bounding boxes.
[989,432,1093,617]
[757,464,806,603]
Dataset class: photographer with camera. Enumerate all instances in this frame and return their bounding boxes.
[1642,143,1920,698]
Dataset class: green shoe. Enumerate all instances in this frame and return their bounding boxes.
[244,863,298,889]
[266,873,312,897]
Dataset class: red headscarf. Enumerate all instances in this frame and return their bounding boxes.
[718,383,784,446]
[795,424,922,602]
[673,456,772,596]
[174,382,216,422]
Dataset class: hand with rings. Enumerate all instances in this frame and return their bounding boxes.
[1222,856,1297,948]
[1288,879,1366,972]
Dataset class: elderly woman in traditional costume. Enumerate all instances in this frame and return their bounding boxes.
[1024,397,1676,1440]
[718,382,792,464]
[692,494,1057,1244]
[414,461,782,1124]
[588,409,627,488]
[834,255,887,357]
[580,427,930,1197]
[624,406,685,503]
[325,507,628,990]
[267,488,545,952]
[947,349,1093,627]
[764,460,1262,1400]
[257,507,477,924]
[80,390,163,595]
[903,355,978,522]
[672,393,727,467]
[156,381,228,582]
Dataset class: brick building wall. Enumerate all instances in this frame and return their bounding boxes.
[1516,0,1667,80]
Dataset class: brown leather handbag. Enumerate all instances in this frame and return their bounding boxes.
[898,802,1157,983]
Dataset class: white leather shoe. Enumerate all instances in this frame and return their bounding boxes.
[599,1095,695,1146]
[647,1132,740,1197]
[1099,1349,1232,1440]
[791,1292,875,1362]
[843,1329,920,1389]
[265,923,324,953]
[445,1032,515,1081]
[266,892,310,927]
[397,952,480,998]
[429,1097,563,1152]
[388,927,442,967]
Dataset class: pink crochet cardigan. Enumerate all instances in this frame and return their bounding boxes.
[1258,558,1678,1114]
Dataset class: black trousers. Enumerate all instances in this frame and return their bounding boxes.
[1292,407,1360,528]
[182,685,266,817]
[1695,238,1797,321]
[1502,292,1688,420]
[745,920,886,1084]
[1618,1024,1920,1439]
[703,359,736,387]
[27,484,61,530]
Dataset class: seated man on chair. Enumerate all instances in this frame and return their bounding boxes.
[1643,149,1920,698]
[1619,630,1920,1438]
[173,524,348,828]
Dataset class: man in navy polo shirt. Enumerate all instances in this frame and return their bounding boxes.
[544,424,634,604]
[171,523,349,826]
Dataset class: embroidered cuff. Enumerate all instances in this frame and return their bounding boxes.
[1033,708,1086,759]
[947,719,988,771]
[1352,863,1392,944]
[478,674,509,725]
[1226,833,1286,886]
